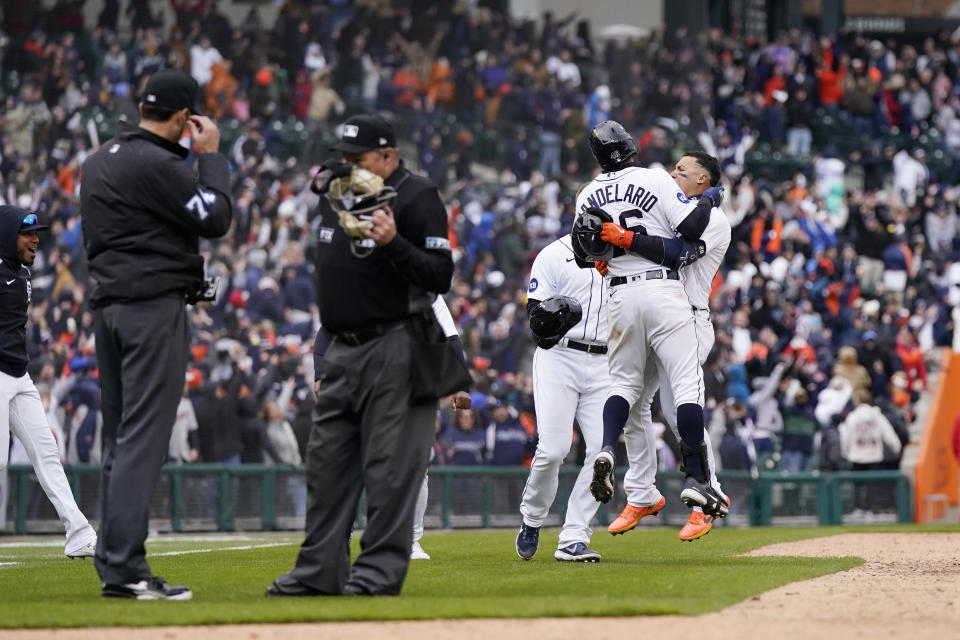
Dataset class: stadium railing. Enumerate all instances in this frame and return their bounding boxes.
[2,464,912,535]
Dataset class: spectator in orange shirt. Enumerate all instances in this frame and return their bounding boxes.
[391,63,422,108]
[895,326,927,391]
[204,61,237,120]
[425,57,455,110]
[817,64,845,108]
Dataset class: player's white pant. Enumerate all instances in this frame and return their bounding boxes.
[623,310,722,507]
[412,470,428,545]
[606,277,704,409]
[0,371,96,552]
[521,343,609,547]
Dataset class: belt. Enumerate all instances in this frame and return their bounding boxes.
[609,269,679,287]
[565,339,607,355]
[332,320,407,346]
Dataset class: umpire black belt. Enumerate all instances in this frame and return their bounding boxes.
[332,320,407,346]
[564,339,607,355]
[609,269,679,287]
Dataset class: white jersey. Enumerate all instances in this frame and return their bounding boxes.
[575,166,697,277]
[682,205,731,310]
[528,235,607,344]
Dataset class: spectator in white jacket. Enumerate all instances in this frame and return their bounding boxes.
[189,35,222,87]
[839,392,903,469]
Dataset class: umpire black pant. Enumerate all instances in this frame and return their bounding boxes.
[288,326,436,595]
[93,295,189,585]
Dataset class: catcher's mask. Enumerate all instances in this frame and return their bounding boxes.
[572,207,614,262]
[324,166,398,258]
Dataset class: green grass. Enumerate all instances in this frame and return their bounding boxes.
[0,524,955,628]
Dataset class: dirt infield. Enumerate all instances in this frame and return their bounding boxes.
[8,533,959,640]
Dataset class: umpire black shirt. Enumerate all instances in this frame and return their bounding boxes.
[314,162,454,333]
[80,122,233,308]
[0,207,33,377]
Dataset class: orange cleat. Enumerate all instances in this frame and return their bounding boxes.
[679,511,714,541]
[608,496,666,535]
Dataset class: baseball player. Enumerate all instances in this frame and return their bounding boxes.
[516,233,608,562]
[312,292,469,562]
[604,152,732,541]
[0,205,98,558]
[572,121,727,518]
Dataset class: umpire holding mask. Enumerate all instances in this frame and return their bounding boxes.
[80,68,232,600]
[267,114,457,597]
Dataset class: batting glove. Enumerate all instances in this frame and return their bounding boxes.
[595,260,608,276]
[599,222,633,249]
[701,186,724,208]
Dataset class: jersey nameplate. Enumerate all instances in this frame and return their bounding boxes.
[581,183,658,213]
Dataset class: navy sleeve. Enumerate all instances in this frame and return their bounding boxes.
[627,233,706,269]
[676,198,713,240]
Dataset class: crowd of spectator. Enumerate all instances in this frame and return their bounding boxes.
[1,1,959,500]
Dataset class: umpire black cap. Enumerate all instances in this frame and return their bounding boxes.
[142,69,203,114]
[331,114,397,154]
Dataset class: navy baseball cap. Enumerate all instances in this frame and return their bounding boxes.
[331,114,396,154]
[142,68,203,114]
[19,211,48,233]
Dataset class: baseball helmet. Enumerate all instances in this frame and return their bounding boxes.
[324,166,397,258]
[529,295,583,348]
[572,207,614,261]
[588,120,638,172]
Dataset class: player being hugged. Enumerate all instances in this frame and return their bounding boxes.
[572,121,728,520]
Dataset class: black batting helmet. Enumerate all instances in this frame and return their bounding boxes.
[529,295,583,346]
[588,120,638,172]
[572,207,614,261]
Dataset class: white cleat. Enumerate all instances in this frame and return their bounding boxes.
[65,539,97,559]
[410,542,431,560]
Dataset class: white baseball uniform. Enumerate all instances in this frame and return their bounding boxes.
[411,294,461,556]
[1,371,97,554]
[520,234,609,548]
[622,205,732,507]
[575,166,704,411]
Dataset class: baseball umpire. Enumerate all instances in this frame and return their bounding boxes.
[267,114,459,597]
[0,205,98,559]
[80,68,233,600]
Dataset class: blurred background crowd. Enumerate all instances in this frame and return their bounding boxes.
[1,0,959,490]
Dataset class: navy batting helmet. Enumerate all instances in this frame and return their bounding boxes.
[588,120,638,172]
[529,295,583,350]
[572,207,614,261]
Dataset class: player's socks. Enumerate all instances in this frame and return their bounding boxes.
[601,395,630,450]
[676,403,707,481]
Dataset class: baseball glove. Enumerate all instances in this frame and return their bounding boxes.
[529,295,583,350]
